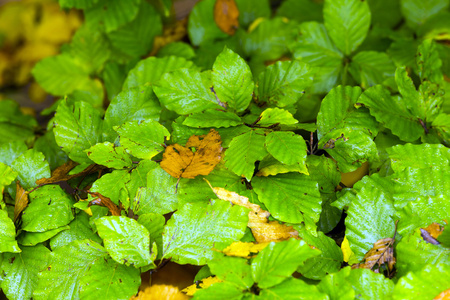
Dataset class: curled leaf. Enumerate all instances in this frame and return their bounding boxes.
[88,191,121,216]
[14,181,29,222]
[160,129,222,179]
[214,0,239,35]
[36,161,104,185]
[353,237,396,273]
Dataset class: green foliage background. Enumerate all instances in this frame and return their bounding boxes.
[1,0,450,299]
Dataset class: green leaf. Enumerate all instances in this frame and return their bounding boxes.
[0,163,17,201]
[396,194,450,236]
[125,160,157,210]
[296,226,344,280]
[183,109,242,128]
[306,156,341,194]
[208,256,254,289]
[348,51,395,89]
[317,85,378,140]
[345,186,396,260]
[123,56,195,90]
[106,2,162,58]
[366,0,402,28]
[252,173,322,233]
[416,38,443,83]
[193,281,244,300]
[224,129,268,180]
[257,60,312,107]
[18,226,70,247]
[156,42,196,60]
[433,113,450,144]
[153,68,222,115]
[395,229,450,278]
[32,54,91,96]
[101,62,128,101]
[161,200,248,265]
[392,264,450,300]
[323,0,371,55]
[90,169,130,206]
[137,213,165,259]
[50,212,103,250]
[22,185,75,232]
[257,108,298,126]
[400,0,449,29]
[115,119,169,160]
[252,239,320,289]
[11,149,50,191]
[0,244,51,300]
[0,141,27,166]
[386,143,450,173]
[34,240,139,300]
[53,100,103,164]
[132,164,178,215]
[59,0,97,9]
[84,0,140,32]
[359,85,423,142]
[86,142,132,169]
[291,22,343,93]
[95,216,152,268]
[256,155,308,177]
[187,0,228,46]
[265,131,308,169]
[212,48,254,113]
[0,100,37,144]
[34,130,69,171]
[318,267,394,300]
[276,0,323,23]
[0,209,20,253]
[103,84,161,142]
[260,277,328,300]
[236,0,271,28]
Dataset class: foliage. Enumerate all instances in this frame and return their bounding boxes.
[1,0,450,299]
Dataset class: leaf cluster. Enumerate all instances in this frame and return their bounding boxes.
[1,0,450,299]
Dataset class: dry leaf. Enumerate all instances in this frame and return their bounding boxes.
[214,0,239,35]
[88,191,121,216]
[36,161,104,185]
[422,222,444,239]
[182,276,222,296]
[222,241,269,258]
[160,129,222,179]
[130,284,188,300]
[434,289,450,300]
[206,180,299,243]
[14,181,29,222]
[353,237,396,273]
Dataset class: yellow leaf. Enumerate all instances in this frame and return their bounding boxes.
[130,284,188,300]
[206,180,299,243]
[222,241,269,258]
[182,276,222,297]
[214,0,239,35]
[340,161,369,188]
[160,129,222,179]
[341,236,358,265]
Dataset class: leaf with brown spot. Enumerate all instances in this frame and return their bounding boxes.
[88,191,121,216]
[14,181,29,222]
[206,180,299,243]
[214,0,239,35]
[160,129,222,179]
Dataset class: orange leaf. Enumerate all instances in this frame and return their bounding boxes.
[206,181,299,243]
[14,181,29,222]
[423,222,444,239]
[214,0,239,35]
[131,284,188,300]
[160,129,222,179]
[434,289,450,300]
[88,191,121,216]
[36,161,104,185]
[353,237,396,272]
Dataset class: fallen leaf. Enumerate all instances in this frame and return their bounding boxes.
[131,284,188,300]
[36,161,105,185]
[434,289,450,300]
[422,222,444,239]
[222,241,269,258]
[214,0,239,35]
[353,237,396,273]
[87,191,121,216]
[341,236,359,265]
[160,129,222,179]
[14,181,29,222]
[206,180,298,243]
[182,276,222,296]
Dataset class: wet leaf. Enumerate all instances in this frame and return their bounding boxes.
[88,191,121,216]
[14,181,28,222]
[214,0,240,35]
[160,129,222,179]
[353,237,396,273]
[222,241,269,258]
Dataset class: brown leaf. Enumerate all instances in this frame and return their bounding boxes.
[214,0,239,35]
[206,180,299,243]
[422,222,444,239]
[14,181,29,222]
[36,161,104,185]
[353,237,396,272]
[160,129,222,179]
[88,191,121,216]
